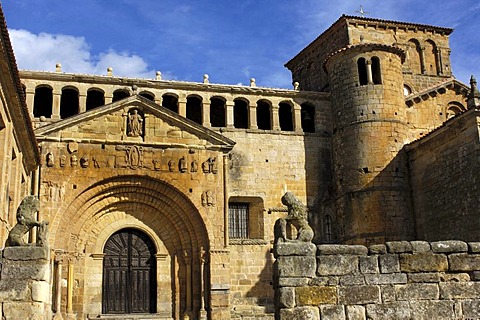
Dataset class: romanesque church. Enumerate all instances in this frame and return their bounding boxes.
[1,3,479,319]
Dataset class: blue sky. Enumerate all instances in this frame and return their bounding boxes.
[2,0,480,88]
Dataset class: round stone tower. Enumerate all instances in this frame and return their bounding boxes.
[324,44,414,245]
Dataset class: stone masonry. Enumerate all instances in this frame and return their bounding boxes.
[274,240,480,319]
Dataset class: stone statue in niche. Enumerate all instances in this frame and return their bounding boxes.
[46,152,54,167]
[179,157,187,173]
[201,190,216,207]
[274,192,314,244]
[7,195,49,247]
[191,160,198,173]
[92,156,100,168]
[60,154,67,167]
[168,159,175,172]
[127,109,143,137]
[70,154,78,167]
[202,160,210,173]
[153,159,161,171]
[80,155,89,168]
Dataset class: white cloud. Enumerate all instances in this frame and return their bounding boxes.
[9,29,160,79]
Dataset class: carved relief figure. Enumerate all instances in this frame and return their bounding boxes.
[191,160,198,173]
[7,195,49,247]
[179,156,187,173]
[274,192,314,244]
[210,157,218,174]
[124,146,143,169]
[46,152,54,167]
[153,159,161,171]
[168,159,175,172]
[202,160,210,173]
[201,190,216,206]
[127,109,143,137]
[80,155,89,168]
[60,154,67,167]
[70,154,78,167]
[92,156,100,168]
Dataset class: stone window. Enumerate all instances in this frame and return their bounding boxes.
[371,57,381,84]
[407,39,422,74]
[33,86,53,118]
[112,89,130,102]
[301,103,315,133]
[228,197,264,240]
[86,88,104,111]
[425,39,439,75]
[162,94,178,113]
[403,84,413,96]
[186,95,202,124]
[210,97,226,127]
[256,100,271,130]
[279,102,294,131]
[139,91,155,101]
[60,87,79,119]
[229,202,249,239]
[357,57,368,85]
[233,98,248,129]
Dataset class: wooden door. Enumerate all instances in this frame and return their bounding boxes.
[102,229,156,314]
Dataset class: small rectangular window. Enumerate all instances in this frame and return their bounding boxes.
[229,202,249,239]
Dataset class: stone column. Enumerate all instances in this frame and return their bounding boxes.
[52,89,61,119]
[420,46,427,74]
[25,87,35,115]
[366,59,373,84]
[225,101,234,128]
[183,250,192,319]
[202,102,211,127]
[53,253,64,319]
[248,104,258,129]
[223,154,229,248]
[272,105,280,131]
[66,259,76,319]
[293,104,302,133]
[78,92,87,114]
[199,248,209,320]
[178,98,187,118]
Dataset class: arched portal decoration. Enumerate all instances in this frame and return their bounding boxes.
[51,175,211,319]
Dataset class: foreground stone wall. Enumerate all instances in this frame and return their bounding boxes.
[274,240,480,320]
[0,247,52,320]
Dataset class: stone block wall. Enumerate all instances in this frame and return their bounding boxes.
[0,247,52,320]
[274,240,480,320]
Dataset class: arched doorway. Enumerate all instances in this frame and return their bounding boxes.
[102,228,157,314]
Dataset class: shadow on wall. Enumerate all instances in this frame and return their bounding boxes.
[244,249,275,313]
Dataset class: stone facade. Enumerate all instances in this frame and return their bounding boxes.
[0,8,479,320]
[274,240,480,320]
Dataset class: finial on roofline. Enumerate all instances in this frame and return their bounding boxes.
[468,75,480,110]
[355,5,369,17]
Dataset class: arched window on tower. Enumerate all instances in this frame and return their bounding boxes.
[425,39,440,75]
[357,57,368,86]
[112,89,130,103]
[256,100,272,130]
[60,87,79,119]
[86,88,105,111]
[162,94,178,113]
[233,98,248,129]
[186,95,202,124]
[279,102,294,131]
[300,103,315,133]
[407,39,422,74]
[33,86,53,118]
[210,97,226,127]
[371,57,382,84]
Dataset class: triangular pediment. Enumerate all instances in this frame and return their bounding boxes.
[35,95,235,151]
